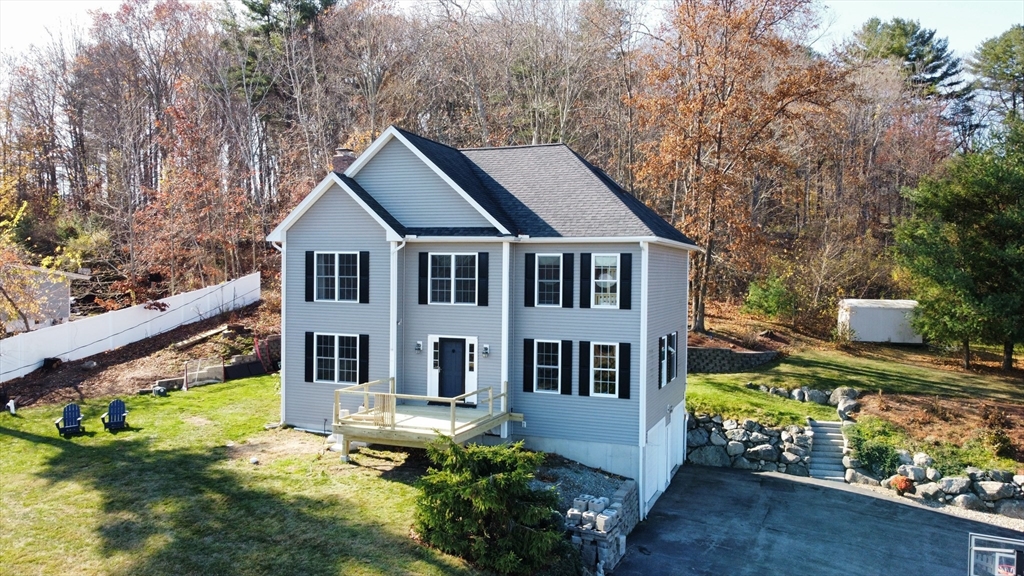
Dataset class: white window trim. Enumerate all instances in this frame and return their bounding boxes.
[535,253,562,307]
[534,339,562,394]
[591,341,618,398]
[426,334,479,403]
[668,331,678,383]
[428,252,478,305]
[313,251,360,303]
[591,253,620,309]
[313,332,359,384]
[659,335,668,388]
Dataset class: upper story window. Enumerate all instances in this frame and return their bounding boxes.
[536,255,562,306]
[430,253,477,304]
[535,340,561,393]
[592,254,619,308]
[315,333,358,384]
[316,252,358,301]
[591,342,618,397]
[659,331,679,388]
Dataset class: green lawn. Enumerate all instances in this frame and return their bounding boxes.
[687,348,1024,426]
[0,376,476,576]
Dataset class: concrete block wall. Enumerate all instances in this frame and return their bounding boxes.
[565,480,639,573]
[687,347,778,374]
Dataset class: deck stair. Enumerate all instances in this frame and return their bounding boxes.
[808,420,846,482]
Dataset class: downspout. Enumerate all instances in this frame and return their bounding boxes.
[272,239,285,425]
[500,239,511,437]
[639,241,650,519]
[390,241,406,385]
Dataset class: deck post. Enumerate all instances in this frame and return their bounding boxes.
[339,435,350,462]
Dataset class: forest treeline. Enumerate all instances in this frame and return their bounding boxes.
[1,0,1021,335]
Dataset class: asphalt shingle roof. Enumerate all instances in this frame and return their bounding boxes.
[367,127,697,246]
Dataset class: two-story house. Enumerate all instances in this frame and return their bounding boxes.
[267,126,699,514]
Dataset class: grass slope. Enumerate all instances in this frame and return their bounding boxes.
[0,376,476,576]
[687,348,1024,426]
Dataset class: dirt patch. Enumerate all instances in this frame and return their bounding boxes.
[1,297,280,408]
[859,392,1024,463]
[226,429,319,465]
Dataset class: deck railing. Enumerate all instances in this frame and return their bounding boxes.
[333,378,509,437]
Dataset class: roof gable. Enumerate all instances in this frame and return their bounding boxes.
[266,172,404,242]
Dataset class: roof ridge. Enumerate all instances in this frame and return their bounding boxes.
[391,126,463,153]
[461,143,569,151]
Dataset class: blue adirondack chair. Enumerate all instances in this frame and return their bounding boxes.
[54,403,84,437]
[101,399,129,432]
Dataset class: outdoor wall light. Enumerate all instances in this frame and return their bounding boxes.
[482,344,490,357]
[415,341,422,353]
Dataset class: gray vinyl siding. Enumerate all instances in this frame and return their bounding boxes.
[398,242,504,401]
[510,242,641,446]
[354,138,493,228]
[646,244,689,431]
[283,183,392,431]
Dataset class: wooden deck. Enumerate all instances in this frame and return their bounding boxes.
[332,378,522,459]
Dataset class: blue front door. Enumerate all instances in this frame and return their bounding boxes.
[438,338,466,398]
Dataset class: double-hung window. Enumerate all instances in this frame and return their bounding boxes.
[591,342,618,396]
[534,340,561,393]
[430,253,477,304]
[316,252,359,301]
[658,331,679,388]
[536,255,561,306]
[314,333,358,384]
[592,254,619,308]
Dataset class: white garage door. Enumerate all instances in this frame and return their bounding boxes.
[645,417,669,509]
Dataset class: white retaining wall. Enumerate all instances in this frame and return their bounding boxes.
[0,272,261,383]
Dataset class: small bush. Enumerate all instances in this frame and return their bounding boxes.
[741,275,797,320]
[846,417,906,477]
[415,436,573,576]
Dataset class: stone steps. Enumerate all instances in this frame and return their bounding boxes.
[808,420,846,482]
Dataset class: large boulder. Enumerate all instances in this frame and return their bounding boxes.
[989,470,1014,483]
[746,444,779,462]
[726,441,746,456]
[732,456,759,470]
[974,481,1016,501]
[896,450,914,465]
[742,419,759,432]
[1014,474,1024,487]
[726,429,750,442]
[770,387,789,399]
[925,468,942,482]
[837,397,860,420]
[709,429,728,446]
[846,468,880,486]
[806,389,829,405]
[995,499,1024,520]
[749,432,770,444]
[790,389,806,402]
[965,466,985,481]
[687,427,710,448]
[913,452,934,468]
[951,493,987,512]
[780,451,802,465]
[916,483,946,502]
[688,445,731,468]
[785,463,809,477]
[938,476,972,495]
[829,386,859,406]
[760,462,778,472]
[723,419,739,430]
[842,455,861,469]
[785,444,808,459]
[897,465,926,483]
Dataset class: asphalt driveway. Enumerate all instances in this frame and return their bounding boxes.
[614,465,1024,575]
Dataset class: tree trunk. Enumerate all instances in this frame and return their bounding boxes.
[1003,340,1014,371]
[692,236,714,333]
[962,339,971,370]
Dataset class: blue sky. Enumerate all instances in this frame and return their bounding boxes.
[1,0,1022,58]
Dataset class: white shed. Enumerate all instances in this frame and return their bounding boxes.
[837,299,922,344]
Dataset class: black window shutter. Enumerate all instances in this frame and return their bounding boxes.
[477,252,489,306]
[305,251,314,302]
[579,253,591,309]
[358,334,370,384]
[562,253,574,308]
[560,340,573,395]
[578,341,590,396]
[304,331,314,382]
[523,339,534,393]
[359,251,370,304]
[658,336,665,389]
[418,252,428,305]
[524,253,535,307]
[620,253,632,310]
[618,342,631,399]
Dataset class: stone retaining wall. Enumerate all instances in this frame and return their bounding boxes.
[687,347,778,374]
[565,480,638,573]
[685,412,811,476]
